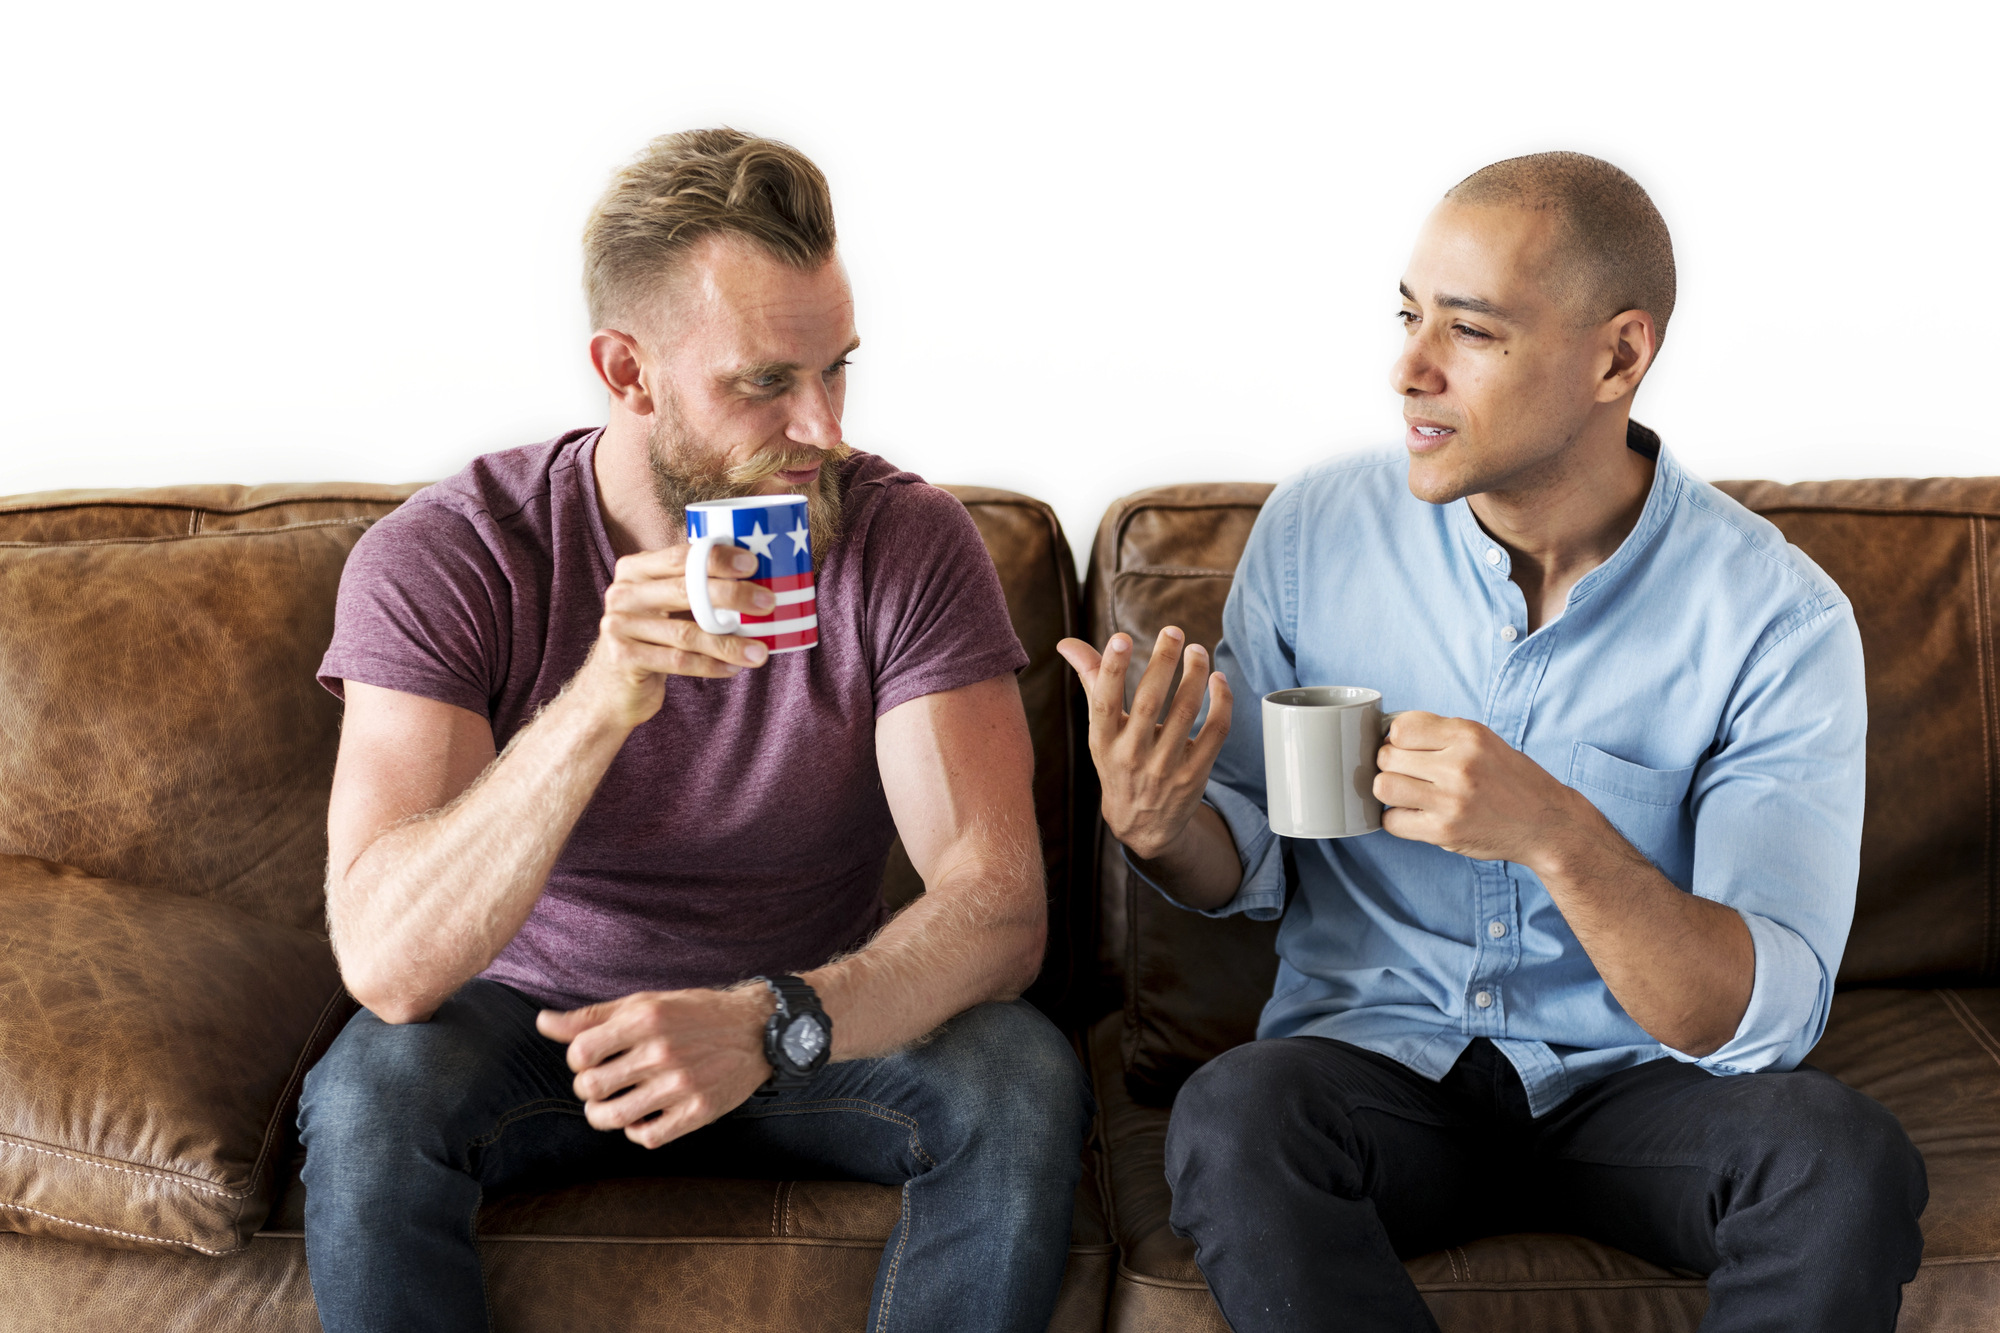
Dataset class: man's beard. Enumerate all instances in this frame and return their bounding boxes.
[647,395,852,564]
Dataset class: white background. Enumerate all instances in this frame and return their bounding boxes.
[4,1,1995,560]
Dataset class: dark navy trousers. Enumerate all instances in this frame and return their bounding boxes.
[1165,1036,1927,1332]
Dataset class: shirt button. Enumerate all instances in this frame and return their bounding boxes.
[1484,548,1503,566]
[1499,625,1518,642]
[1474,990,1494,1009]
[1488,920,1507,939]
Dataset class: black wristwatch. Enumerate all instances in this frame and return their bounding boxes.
[752,974,831,1097]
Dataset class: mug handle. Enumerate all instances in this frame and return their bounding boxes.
[1380,709,1409,744]
[684,534,743,635]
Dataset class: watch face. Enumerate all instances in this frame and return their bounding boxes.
[781,1014,828,1069]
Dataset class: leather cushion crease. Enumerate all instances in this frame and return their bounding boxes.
[0,855,350,1255]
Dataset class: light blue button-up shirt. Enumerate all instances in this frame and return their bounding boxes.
[1153,434,1865,1117]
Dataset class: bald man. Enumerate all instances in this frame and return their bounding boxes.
[1059,153,1927,1332]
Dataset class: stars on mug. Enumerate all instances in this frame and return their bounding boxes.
[739,522,777,559]
[787,521,810,555]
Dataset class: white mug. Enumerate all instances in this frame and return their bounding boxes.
[683,495,819,654]
[1262,687,1405,838]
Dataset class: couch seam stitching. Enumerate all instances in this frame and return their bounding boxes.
[0,516,378,548]
[0,1135,241,1197]
[0,1199,228,1254]
[1938,989,2000,1071]
[0,490,419,517]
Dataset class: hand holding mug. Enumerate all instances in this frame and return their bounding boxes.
[583,543,774,729]
[1057,627,1233,860]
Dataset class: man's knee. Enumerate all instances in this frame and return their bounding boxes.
[1769,1072,1926,1221]
[1166,1039,1352,1191]
[912,1001,1092,1165]
[1716,1070,1927,1239]
[300,982,530,1159]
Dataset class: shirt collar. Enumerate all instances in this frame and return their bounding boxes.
[1444,420,1682,609]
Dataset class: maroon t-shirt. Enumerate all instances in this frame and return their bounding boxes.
[319,429,1027,1010]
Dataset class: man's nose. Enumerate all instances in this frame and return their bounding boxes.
[1390,333,1443,399]
[786,379,842,449]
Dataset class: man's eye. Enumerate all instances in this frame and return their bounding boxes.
[1454,324,1492,341]
[1396,310,1419,327]
[751,375,782,389]
[825,358,850,375]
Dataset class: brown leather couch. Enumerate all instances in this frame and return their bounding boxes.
[1079,476,2000,1332]
[5,470,1997,1332]
[0,480,1111,1331]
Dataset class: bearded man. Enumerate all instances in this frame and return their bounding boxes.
[299,128,1091,1333]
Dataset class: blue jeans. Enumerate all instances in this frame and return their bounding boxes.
[299,980,1093,1333]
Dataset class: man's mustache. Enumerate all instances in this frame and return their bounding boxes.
[722,440,855,488]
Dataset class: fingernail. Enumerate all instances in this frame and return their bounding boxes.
[1111,635,1129,652]
[1163,627,1183,640]
[754,589,776,609]
[746,642,769,664]
[732,550,757,573]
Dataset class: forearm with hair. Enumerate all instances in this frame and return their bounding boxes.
[799,816,1046,1061]
[329,683,629,1023]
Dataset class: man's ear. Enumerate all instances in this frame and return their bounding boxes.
[589,328,656,417]
[1594,310,1658,404]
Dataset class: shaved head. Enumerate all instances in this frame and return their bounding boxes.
[1446,152,1676,345]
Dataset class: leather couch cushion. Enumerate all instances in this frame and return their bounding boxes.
[0,1140,1116,1332]
[0,485,418,931]
[1092,988,2000,1332]
[0,856,350,1255]
[1712,478,2000,984]
[1082,485,1279,1102]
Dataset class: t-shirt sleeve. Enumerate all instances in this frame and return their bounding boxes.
[317,499,508,717]
[860,483,1030,716]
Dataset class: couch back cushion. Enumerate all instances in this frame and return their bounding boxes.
[1083,485,1281,1101]
[0,855,350,1255]
[1089,475,2000,1104]
[1713,478,2000,983]
[0,484,420,930]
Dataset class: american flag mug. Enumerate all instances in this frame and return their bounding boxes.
[683,495,819,654]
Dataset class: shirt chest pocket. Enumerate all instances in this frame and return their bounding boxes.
[1566,743,1700,888]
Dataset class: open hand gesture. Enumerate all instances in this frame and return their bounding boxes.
[1057,628,1233,860]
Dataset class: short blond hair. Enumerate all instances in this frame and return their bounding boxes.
[582,128,837,332]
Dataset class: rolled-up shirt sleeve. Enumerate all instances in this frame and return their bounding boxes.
[1669,597,1866,1074]
[1128,479,1301,921]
